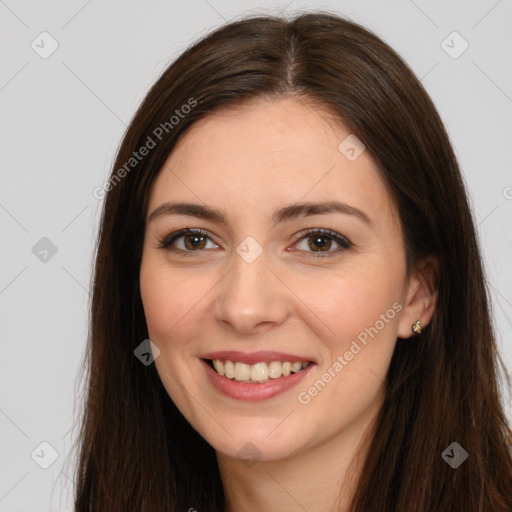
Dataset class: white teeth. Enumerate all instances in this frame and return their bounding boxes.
[224,360,235,379]
[234,362,251,381]
[251,362,269,383]
[291,362,302,373]
[210,359,311,383]
[268,361,282,379]
[213,359,224,376]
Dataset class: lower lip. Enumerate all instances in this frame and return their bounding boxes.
[201,359,315,401]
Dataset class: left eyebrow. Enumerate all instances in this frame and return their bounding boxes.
[146,200,372,226]
[272,201,372,226]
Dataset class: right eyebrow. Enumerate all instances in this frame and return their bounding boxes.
[147,201,225,224]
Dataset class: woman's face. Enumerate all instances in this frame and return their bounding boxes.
[140,96,419,462]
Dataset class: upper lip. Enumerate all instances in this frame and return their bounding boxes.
[201,350,316,365]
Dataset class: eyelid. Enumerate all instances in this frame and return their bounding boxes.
[290,228,352,255]
[158,228,218,253]
[158,227,352,256]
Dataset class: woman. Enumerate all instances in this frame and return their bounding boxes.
[73,11,512,511]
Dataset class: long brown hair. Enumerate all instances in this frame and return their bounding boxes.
[72,11,512,511]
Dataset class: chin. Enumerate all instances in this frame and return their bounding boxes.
[198,417,312,463]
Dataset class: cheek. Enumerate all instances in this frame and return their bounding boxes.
[300,260,403,348]
[294,267,403,422]
[139,263,206,345]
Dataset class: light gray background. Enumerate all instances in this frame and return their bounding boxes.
[1,0,511,510]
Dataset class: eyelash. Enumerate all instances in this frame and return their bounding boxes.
[157,228,352,258]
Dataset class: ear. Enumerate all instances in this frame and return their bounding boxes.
[397,255,439,339]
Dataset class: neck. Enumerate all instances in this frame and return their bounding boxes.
[217,402,380,512]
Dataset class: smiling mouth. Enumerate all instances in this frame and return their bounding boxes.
[203,358,312,384]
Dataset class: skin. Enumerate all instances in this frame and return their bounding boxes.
[139,96,437,512]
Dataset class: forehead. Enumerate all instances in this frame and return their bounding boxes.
[147,97,397,230]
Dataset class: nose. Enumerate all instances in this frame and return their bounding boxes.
[213,248,290,335]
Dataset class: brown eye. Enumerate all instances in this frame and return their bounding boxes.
[307,234,333,252]
[294,229,351,256]
[183,233,207,250]
[159,228,218,252]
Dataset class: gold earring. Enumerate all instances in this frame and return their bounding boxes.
[412,320,422,334]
